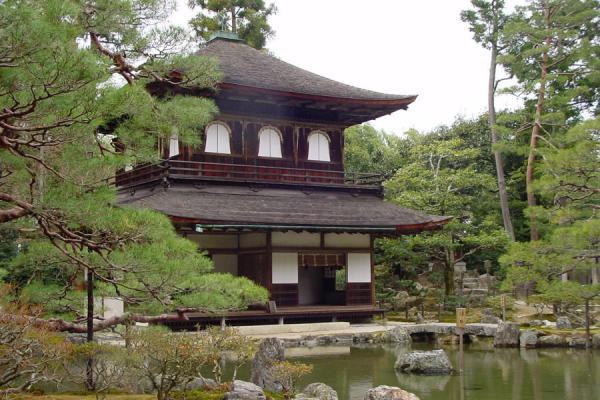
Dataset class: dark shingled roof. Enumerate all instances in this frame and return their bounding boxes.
[119,184,450,234]
[197,36,417,103]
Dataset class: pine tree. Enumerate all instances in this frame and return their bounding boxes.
[461,0,516,241]
[500,0,599,240]
[188,0,277,49]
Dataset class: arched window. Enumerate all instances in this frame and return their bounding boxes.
[168,134,179,158]
[258,127,283,158]
[307,131,330,162]
[204,122,231,154]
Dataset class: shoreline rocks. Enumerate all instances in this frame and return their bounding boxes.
[494,322,520,347]
[395,349,452,375]
[297,383,338,400]
[364,385,420,400]
[224,380,266,400]
[251,338,285,392]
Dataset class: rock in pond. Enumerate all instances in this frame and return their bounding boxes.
[297,383,338,400]
[394,349,452,375]
[389,327,412,344]
[251,337,285,392]
[567,336,588,348]
[364,385,420,400]
[224,380,266,400]
[520,330,539,348]
[493,322,520,347]
[538,334,566,347]
[593,334,600,349]
[556,316,572,330]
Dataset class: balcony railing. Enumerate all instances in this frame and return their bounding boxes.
[115,159,383,190]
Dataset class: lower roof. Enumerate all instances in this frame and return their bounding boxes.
[118,184,450,235]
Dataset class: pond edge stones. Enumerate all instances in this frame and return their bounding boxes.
[394,349,453,375]
[493,322,520,347]
[296,382,338,400]
[251,337,285,392]
[364,385,420,400]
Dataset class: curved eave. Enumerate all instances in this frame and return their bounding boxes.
[218,82,418,108]
[170,216,452,236]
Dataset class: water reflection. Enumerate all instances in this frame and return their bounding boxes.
[265,343,600,400]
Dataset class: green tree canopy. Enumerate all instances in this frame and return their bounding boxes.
[188,0,277,49]
[0,0,268,328]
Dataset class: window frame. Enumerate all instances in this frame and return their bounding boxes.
[257,126,284,159]
[307,130,331,162]
[204,121,232,155]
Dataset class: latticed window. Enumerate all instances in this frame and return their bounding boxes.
[258,127,283,158]
[204,122,231,154]
[307,131,330,161]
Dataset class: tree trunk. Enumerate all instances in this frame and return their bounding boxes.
[488,42,515,241]
[526,8,551,242]
[86,269,95,391]
[230,6,237,33]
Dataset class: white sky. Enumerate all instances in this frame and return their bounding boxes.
[171,0,524,135]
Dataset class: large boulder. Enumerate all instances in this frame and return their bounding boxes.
[538,334,566,347]
[394,350,452,375]
[297,383,338,400]
[493,322,520,347]
[364,385,420,400]
[389,327,412,344]
[187,376,217,390]
[519,330,539,348]
[556,316,572,330]
[250,338,285,392]
[224,380,266,400]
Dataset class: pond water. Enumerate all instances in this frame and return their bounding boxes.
[239,343,600,400]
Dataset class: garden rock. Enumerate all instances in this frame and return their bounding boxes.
[187,376,217,390]
[567,336,588,348]
[480,308,501,324]
[298,383,338,400]
[364,385,420,400]
[556,316,572,330]
[224,380,266,400]
[593,334,600,349]
[251,338,285,392]
[538,334,565,347]
[389,327,412,344]
[493,322,520,347]
[394,349,452,375]
[528,320,544,327]
[519,330,539,348]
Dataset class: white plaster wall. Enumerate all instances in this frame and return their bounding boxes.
[103,297,124,319]
[239,232,267,248]
[272,231,320,247]
[347,253,371,283]
[272,252,298,284]
[324,233,370,248]
[298,267,323,305]
[188,234,237,249]
[212,254,238,275]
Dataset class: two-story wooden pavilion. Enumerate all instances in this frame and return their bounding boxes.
[117,33,449,326]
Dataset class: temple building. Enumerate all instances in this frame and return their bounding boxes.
[117,32,449,325]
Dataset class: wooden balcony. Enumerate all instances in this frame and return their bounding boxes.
[115,159,383,192]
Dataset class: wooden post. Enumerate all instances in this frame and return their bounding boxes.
[501,294,506,322]
[585,299,591,349]
[86,268,95,391]
[456,308,466,375]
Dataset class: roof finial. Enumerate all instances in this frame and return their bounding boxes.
[207,30,242,43]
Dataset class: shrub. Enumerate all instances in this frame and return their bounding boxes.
[270,361,313,399]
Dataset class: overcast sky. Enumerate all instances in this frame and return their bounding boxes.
[171,0,524,135]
